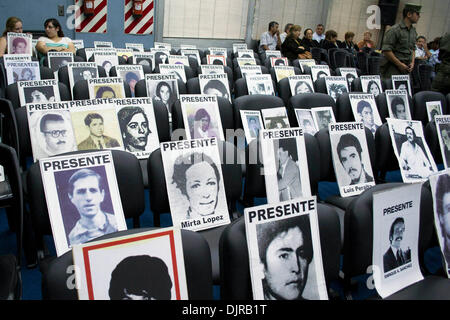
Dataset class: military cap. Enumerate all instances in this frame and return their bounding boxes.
[404,3,422,13]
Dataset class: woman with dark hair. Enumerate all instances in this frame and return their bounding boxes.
[154,81,175,113]
[300,28,320,53]
[118,106,150,152]
[36,18,75,62]
[281,25,311,61]
[172,152,221,219]
[321,30,339,50]
[0,16,23,57]
[367,79,381,97]
[95,86,116,99]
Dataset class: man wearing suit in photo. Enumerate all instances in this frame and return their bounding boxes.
[275,138,302,201]
[383,217,411,273]
[77,113,121,150]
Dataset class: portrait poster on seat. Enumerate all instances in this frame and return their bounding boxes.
[372,183,424,298]
[295,109,318,136]
[240,110,264,143]
[244,196,328,300]
[154,42,172,50]
[115,65,144,97]
[240,65,262,79]
[329,122,375,197]
[5,61,40,85]
[18,79,60,106]
[310,65,331,82]
[115,97,159,159]
[168,55,189,67]
[232,43,247,54]
[125,42,144,52]
[159,64,187,84]
[236,49,255,59]
[429,169,450,278]
[297,59,316,73]
[40,150,127,257]
[264,50,282,60]
[360,75,383,97]
[160,137,231,232]
[199,73,231,103]
[237,57,257,67]
[339,68,358,89]
[180,44,196,50]
[94,41,114,48]
[386,90,412,120]
[151,48,171,69]
[133,52,154,68]
[87,77,126,100]
[180,94,224,141]
[67,62,98,96]
[208,47,228,58]
[289,75,315,95]
[260,128,311,203]
[84,48,97,62]
[72,227,188,300]
[145,74,179,117]
[47,51,74,72]
[246,74,275,96]
[261,107,290,129]
[70,101,124,151]
[115,48,134,62]
[274,66,295,83]
[270,57,288,68]
[325,76,349,102]
[200,64,224,75]
[386,118,438,183]
[7,32,32,55]
[434,115,450,169]
[426,101,443,122]
[26,102,77,161]
[391,75,412,97]
[180,49,201,65]
[93,50,119,75]
[72,39,85,51]
[349,93,382,136]
[206,55,226,66]
[311,106,336,132]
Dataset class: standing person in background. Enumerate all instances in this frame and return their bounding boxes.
[300,28,320,53]
[358,31,376,50]
[0,17,23,57]
[380,4,421,80]
[280,23,294,44]
[281,25,311,62]
[259,21,281,56]
[313,24,325,43]
[36,18,76,63]
[432,32,450,95]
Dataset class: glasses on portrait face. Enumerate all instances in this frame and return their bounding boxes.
[43,130,67,138]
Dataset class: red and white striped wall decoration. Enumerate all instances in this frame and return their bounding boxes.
[75,0,108,33]
[124,0,154,35]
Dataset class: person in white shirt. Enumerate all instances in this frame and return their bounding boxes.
[259,21,281,55]
[312,24,325,43]
[399,126,434,178]
[280,23,293,44]
[415,35,431,61]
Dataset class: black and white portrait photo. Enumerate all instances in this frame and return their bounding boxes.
[5,61,40,85]
[240,110,264,142]
[133,53,153,68]
[246,74,275,96]
[199,74,231,103]
[339,68,358,89]
[71,228,188,300]
[18,79,60,106]
[295,109,317,136]
[325,76,348,101]
[383,217,412,273]
[270,57,288,67]
[289,75,315,95]
[244,198,328,300]
[349,94,382,136]
[116,100,159,159]
[387,118,437,182]
[68,62,98,94]
[39,151,127,256]
[386,90,412,120]
[160,138,231,232]
[329,122,375,197]
[7,33,32,55]
[426,101,443,122]
[159,64,187,84]
[115,65,144,98]
[47,52,74,72]
[262,107,290,130]
[435,116,450,169]
[27,108,77,161]
[310,65,331,82]
[311,107,336,131]
[392,75,412,97]
[94,51,119,75]
[145,74,179,115]
[360,76,383,97]
[207,55,226,66]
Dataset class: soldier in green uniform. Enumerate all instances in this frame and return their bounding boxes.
[380,4,421,80]
[432,32,450,95]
